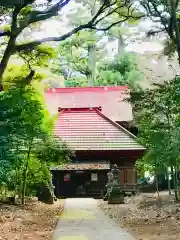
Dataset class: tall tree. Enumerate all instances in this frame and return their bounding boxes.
[96,53,142,88]
[54,52,142,88]
[2,44,56,89]
[0,0,143,90]
[140,0,180,65]
[0,85,70,204]
[52,30,106,83]
[131,77,180,199]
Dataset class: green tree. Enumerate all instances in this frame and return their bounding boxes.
[0,0,142,90]
[52,31,101,78]
[140,0,180,64]
[68,0,99,86]
[0,86,70,204]
[132,77,180,200]
[2,44,57,89]
[61,53,142,88]
[64,76,87,87]
[52,0,141,86]
[96,53,142,88]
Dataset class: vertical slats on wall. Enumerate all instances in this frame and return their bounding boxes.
[119,168,125,184]
[119,167,137,185]
[127,168,133,185]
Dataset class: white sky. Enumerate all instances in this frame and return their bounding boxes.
[32,0,165,55]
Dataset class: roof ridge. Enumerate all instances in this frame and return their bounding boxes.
[46,86,129,93]
[58,107,102,112]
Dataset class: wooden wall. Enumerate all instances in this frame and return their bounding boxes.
[52,169,108,198]
[119,167,137,185]
[52,149,143,198]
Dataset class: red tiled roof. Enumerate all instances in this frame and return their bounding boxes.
[45,86,133,122]
[50,163,110,170]
[54,107,145,151]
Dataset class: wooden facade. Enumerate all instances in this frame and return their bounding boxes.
[52,149,143,198]
[46,87,146,198]
[52,169,109,198]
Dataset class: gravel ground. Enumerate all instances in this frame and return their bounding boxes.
[99,193,180,240]
[0,199,63,240]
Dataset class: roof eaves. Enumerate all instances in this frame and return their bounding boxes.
[95,108,146,150]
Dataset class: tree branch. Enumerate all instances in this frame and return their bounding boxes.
[0,31,11,37]
[94,3,128,25]
[12,6,23,33]
[18,52,34,72]
[95,2,144,27]
[151,1,169,34]
[92,18,130,31]
[0,6,26,84]
[23,70,35,85]
[17,0,71,34]
[146,28,166,37]
[143,0,170,37]
[15,23,90,52]
[89,1,117,24]
[14,0,142,52]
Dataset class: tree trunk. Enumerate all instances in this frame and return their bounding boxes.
[23,70,35,85]
[21,162,28,205]
[175,166,179,201]
[48,176,55,203]
[170,0,180,65]
[0,36,16,91]
[167,168,171,195]
[87,5,97,87]
[171,165,179,201]
[21,145,31,205]
[87,44,96,87]
[155,170,160,197]
[118,35,124,55]
[173,174,178,201]
[13,168,19,203]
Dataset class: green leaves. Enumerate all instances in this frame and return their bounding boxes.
[18,44,57,68]
[140,0,180,63]
[2,43,56,89]
[34,137,72,165]
[0,24,11,32]
[19,5,33,16]
[0,85,70,198]
[133,77,180,175]
[55,30,100,78]
[96,53,142,88]
[65,76,88,87]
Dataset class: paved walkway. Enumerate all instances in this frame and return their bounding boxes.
[52,198,135,240]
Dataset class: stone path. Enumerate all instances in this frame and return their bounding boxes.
[52,198,135,240]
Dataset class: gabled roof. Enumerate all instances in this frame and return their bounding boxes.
[54,107,145,151]
[45,86,133,122]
